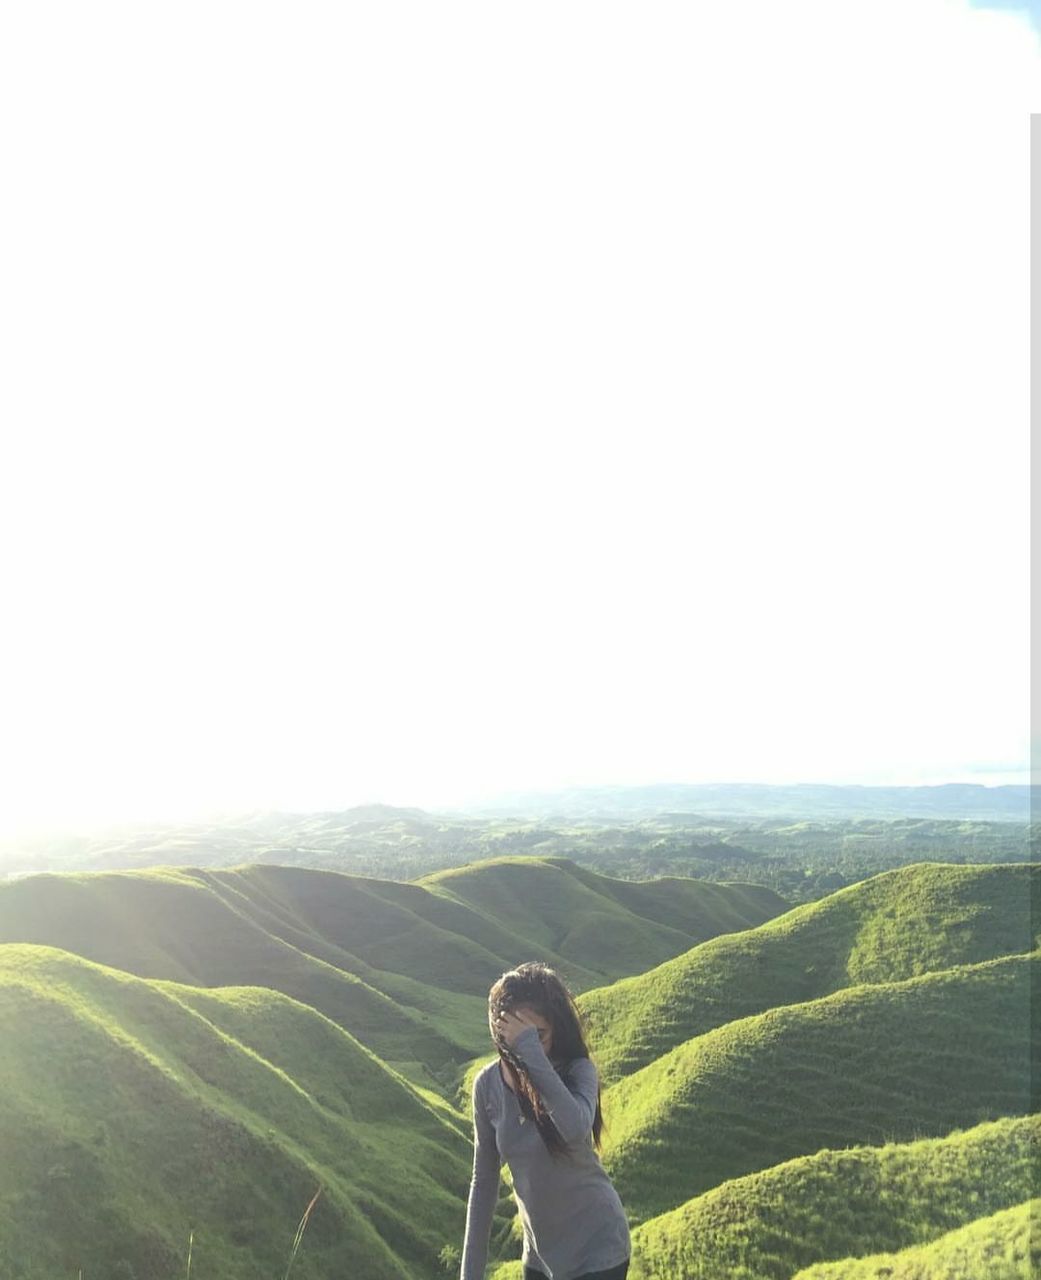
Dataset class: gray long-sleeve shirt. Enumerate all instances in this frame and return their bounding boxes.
[460,1024,631,1280]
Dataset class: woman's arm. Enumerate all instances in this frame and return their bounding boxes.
[460,1072,502,1280]
[510,1025,598,1144]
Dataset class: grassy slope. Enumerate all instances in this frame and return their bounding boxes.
[0,868,474,1077]
[487,1115,1038,1280]
[0,859,787,1081]
[578,862,1036,1083]
[598,951,1036,1224]
[417,855,787,980]
[790,1199,1038,1280]
[624,1113,1038,1280]
[2,858,1032,1279]
[0,944,503,1280]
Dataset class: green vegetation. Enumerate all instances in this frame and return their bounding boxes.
[579,862,1037,1082]
[0,859,783,1084]
[419,855,783,976]
[600,951,1035,1223]
[790,1198,1038,1279]
[0,945,488,1279]
[625,1114,1038,1279]
[0,853,1033,1278]
[1,800,1031,907]
[0,866,476,1077]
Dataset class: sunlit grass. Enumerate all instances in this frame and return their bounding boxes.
[579,862,1036,1084]
[790,1198,1038,1280]
[283,1187,322,1280]
[0,945,476,1278]
[624,1113,1038,1279]
[601,951,1035,1224]
[0,858,1033,1278]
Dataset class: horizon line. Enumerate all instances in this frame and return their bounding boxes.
[0,774,1033,844]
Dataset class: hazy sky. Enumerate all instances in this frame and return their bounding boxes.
[1,1,1036,834]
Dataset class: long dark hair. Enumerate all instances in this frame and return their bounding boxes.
[488,960,605,1158]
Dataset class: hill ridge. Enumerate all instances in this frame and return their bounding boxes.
[0,942,483,1278]
[579,861,1036,1082]
[600,949,1036,1223]
[610,1112,1038,1280]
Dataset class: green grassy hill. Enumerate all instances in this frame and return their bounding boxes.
[0,859,785,1084]
[790,1199,1037,1280]
[579,862,1037,1082]
[0,867,478,1081]
[623,1113,1038,1280]
[599,950,1036,1224]
[0,944,497,1280]
[419,856,784,978]
[0,855,1033,1279]
[487,1114,1038,1280]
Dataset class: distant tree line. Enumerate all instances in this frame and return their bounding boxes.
[1,809,1033,906]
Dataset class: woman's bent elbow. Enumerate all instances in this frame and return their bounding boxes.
[560,1114,595,1145]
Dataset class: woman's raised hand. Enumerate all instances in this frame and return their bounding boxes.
[495,1008,538,1049]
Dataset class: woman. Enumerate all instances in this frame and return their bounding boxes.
[460,961,631,1280]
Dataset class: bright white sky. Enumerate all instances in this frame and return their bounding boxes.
[0,1,1036,835]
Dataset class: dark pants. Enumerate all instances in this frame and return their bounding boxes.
[523,1261,629,1280]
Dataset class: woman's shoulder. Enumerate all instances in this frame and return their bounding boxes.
[474,1059,501,1093]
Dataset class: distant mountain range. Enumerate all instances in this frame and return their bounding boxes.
[0,855,1035,1278]
[461,781,1035,822]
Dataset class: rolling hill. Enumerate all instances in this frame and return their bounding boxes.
[0,944,488,1280]
[790,1198,1037,1280]
[418,855,783,975]
[578,862,1037,1082]
[0,859,785,1086]
[599,950,1036,1223]
[0,853,1033,1278]
[623,1112,1038,1279]
[488,1112,1037,1280]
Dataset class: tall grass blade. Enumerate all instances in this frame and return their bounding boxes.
[283,1186,322,1280]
